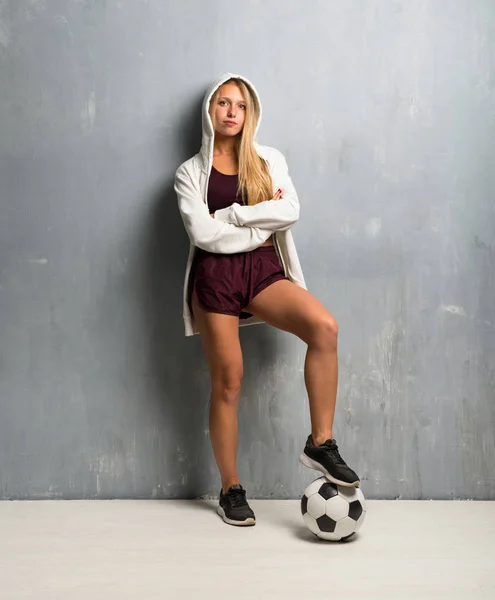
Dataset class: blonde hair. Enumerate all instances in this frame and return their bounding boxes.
[209,78,273,206]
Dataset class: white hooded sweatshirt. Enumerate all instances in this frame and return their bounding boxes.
[175,73,307,337]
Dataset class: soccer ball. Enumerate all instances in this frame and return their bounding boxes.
[301,477,366,541]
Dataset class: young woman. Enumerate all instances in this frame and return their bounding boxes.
[175,73,360,527]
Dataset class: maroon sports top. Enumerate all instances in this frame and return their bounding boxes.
[207,166,245,212]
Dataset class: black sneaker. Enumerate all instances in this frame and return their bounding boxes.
[217,484,256,526]
[299,435,360,487]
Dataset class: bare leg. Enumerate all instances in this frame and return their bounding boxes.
[245,280,338,446]
[303,336,338,444]
[192,301,243,493]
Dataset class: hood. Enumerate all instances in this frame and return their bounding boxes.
[200,72,262,161]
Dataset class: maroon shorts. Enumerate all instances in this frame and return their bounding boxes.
[188,245,287,319]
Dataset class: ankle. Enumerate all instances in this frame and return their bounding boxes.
[311,432,333,447]
[222,479,240,494]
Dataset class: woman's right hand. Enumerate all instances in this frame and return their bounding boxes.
[273,188,283,200]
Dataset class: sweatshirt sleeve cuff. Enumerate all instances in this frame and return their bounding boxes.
[213,206,237,225]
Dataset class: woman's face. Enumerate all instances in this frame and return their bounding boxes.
[211,83,247,137]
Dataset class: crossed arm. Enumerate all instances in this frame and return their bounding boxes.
[212,152,299,232]
[176,150,299,255]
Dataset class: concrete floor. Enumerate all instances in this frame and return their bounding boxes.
[1,499,494,599]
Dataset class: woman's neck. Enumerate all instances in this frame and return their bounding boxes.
[213,134,237,156]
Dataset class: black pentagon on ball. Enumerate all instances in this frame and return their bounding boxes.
[301,494,308,515]
[348,500,363,521]
[316,514,337,533]
[317,482,339,500]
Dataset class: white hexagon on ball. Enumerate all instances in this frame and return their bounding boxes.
[338,485,361,502]
[307,492,326,519]
[339,484,366,507]
[325,495,349,521]
[303,512,320,536]
[334,516,357,539]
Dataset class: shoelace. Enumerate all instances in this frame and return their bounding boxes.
[320,440,347,466]
[226,487,247,508]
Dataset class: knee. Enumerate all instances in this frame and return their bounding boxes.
[310,315,338,350]
[211,371,243,407]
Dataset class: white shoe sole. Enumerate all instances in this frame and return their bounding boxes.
[299,453,360,487]
[217,505,256,526]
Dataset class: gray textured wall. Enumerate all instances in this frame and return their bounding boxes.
[1,0,494,500]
